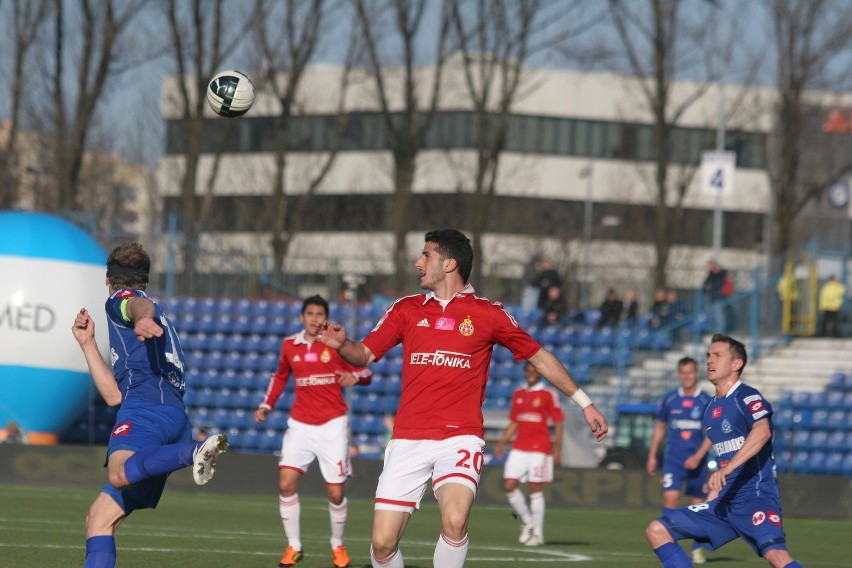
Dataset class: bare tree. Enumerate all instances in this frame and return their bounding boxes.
[353,0,452,293]
[162,0,254,294]
[49,0,149,213]
[254,0,356,282]
[447,0,601,291]
[608,0,719,291]
[0,0,51,210]
[765,0,852,255]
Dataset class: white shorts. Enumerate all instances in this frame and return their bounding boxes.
[375,435,485,514]
[503,449,554,484]
[279,414,351,484]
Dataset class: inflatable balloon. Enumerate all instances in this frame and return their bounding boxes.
[0,211,108,444]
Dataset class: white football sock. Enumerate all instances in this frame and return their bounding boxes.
[328,497,348,548]
[279,493,301,550]
[507,488,532,525]
[433,532,469,568]
[530,491,545,538]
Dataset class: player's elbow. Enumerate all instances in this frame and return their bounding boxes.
[103,392,123,407]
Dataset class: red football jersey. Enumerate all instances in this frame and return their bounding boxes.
[362,285,541,440]
[509,383,565,454]
[261,331,372,425]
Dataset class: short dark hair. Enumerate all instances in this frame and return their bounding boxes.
[710,333,747,374]
[424,229,473,283]
[678,356,697,370]
[302,294,329,316]
[106,242,151,290]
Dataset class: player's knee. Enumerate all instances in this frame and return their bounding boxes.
[645,519,671,547]
[278,479,297,496]
[371,535,399,560]
[327,485,345,504]
[441,511,469,541]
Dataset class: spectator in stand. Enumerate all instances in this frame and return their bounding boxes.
[597,289,623,329]
[534,258,561,311]
[650,288,669,330]
[702,260,729,332]
[538,286,567,326]
[819,275,847,338]
[520,255,542,315]
[621,288,639,326]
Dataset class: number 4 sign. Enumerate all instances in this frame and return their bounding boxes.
[701,151,737,196]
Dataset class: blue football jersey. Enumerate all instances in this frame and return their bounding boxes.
[656,387,712,464]
[105,288,186,408]
[703,382,778,503]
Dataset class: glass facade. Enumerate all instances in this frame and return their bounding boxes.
[166,111,766,169]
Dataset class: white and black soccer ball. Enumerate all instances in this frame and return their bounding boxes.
[206,70,255,118]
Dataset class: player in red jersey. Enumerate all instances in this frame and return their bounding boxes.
[255,295,372,568]
[494,362,564,547]
[316,229,608,568]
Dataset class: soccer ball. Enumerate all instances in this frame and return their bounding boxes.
[206,70,255,118]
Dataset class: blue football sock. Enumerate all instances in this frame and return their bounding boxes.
[784,562,803,568]
[653,542,692,567]
[84,535,116,568]
[122,442,196,485]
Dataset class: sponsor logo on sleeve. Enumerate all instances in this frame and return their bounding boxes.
[744,394,762,404]
[112,422,132,437]
[767,511,782,526]
[752,511,766,526]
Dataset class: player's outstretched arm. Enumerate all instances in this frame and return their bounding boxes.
[71,308,122,407]
[528,348,608,442]
[316,321,376,367]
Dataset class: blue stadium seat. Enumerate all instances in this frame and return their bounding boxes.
[493,345,513,363]
[243,333,263,353]
[555,344,575,367]
[844,392,852,409]
[198,298,218,316]
[572,364,592,384]
[242,352,262,373]
[223,351,243,372]
[234,299,253,317]
[825,390,845,408]
[251,298,269,318]
[811,408,830,425]
[594,346,613,366]
[790,409,812,429]
[266,411,288,430]
[616,326,633,348]
[576,326,595,347]
[382,395,400,413]
[250,316,270,336]
[211,408,230,429]
[353,413,384,435]
[826,409,847,429]
[595,326,615,347]
[382,374,402,396]
[538,325,559,345]
[775,429,794,450]
[810,430,829,451]
[791,392,812,409]
[614,347,633,368]
[218,298,235,315]
[810,391,828,408]
[775,449,792,473]
[180,313,200,333]
[218,369,240,389]
[651,333,673,351]
[192,388,216,409]
[585,309,601,327]
[633,328,652,349]
[185,350,206,373]
[213,315,233,334]
[225,427,243,450]
[826,431,846,451]
[269,300,289,318]
[228,409,254,429]
[828,371,848,391]
[240,428,262,451]
[773,408,795,431]
[231,315,252,335]
[558,325,578,346]
[261,334,281,355]
[261,353,279,373]
[790,450,812,474]
[807,451,827,474]
[843,452,852,477]
[825,451,845,475]
[575,346,593,365]
[268,316,288,336]
[775,391,793,410]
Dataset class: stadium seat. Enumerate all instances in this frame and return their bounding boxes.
[382,374,402,396]
[555,344,575,367]
[240,428,262,451]
[558,326,577,346]
[825,452,845,475]
[192,388,216,409]
[232,315,252,335]
[269,316,289,336]
[595,326,615,347]
[577,326,595,347]
[790,409,812,429]
[269,300,289,318]
[180,313,200,333]
[775,391,793,410]
[251,298,270,318]
[633,328,652,350]
[843,452,852,477]
[773,408,795,431]
[810,391,828,408]
[790,450,812,474]
[775,449,792,473]
[218,298,235,315]
[211,408,230,429]
[792,430,812,450]
[260,353,279,373]
[250,316,270,336]
[826,430,846,451]
[811,408,830,425]
[225,427,243,450]
[266,411,288,430]
[827,409,847,429]
[828,371,848,391]
[198,298,218,316]
[234,298,252,317]
[810,430,830,451]
[218,369,240,390]
[791,392,812,409]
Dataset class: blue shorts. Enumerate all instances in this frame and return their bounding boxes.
[659,496,789,557]
[661,460,707,499]
[103,400,192,514]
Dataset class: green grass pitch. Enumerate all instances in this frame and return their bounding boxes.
[0,483,847,567]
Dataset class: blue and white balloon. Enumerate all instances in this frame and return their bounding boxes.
[0,211,108,441]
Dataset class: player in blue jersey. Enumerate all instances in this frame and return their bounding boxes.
[71,242,229,568]
[645,334,803,568]
[646,356,713,564]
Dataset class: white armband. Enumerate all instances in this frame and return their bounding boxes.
[571,388,593,409]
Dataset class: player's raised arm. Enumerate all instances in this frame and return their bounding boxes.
[527,347,608,442]
[71,308,122,407]
[315,320,376,367]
